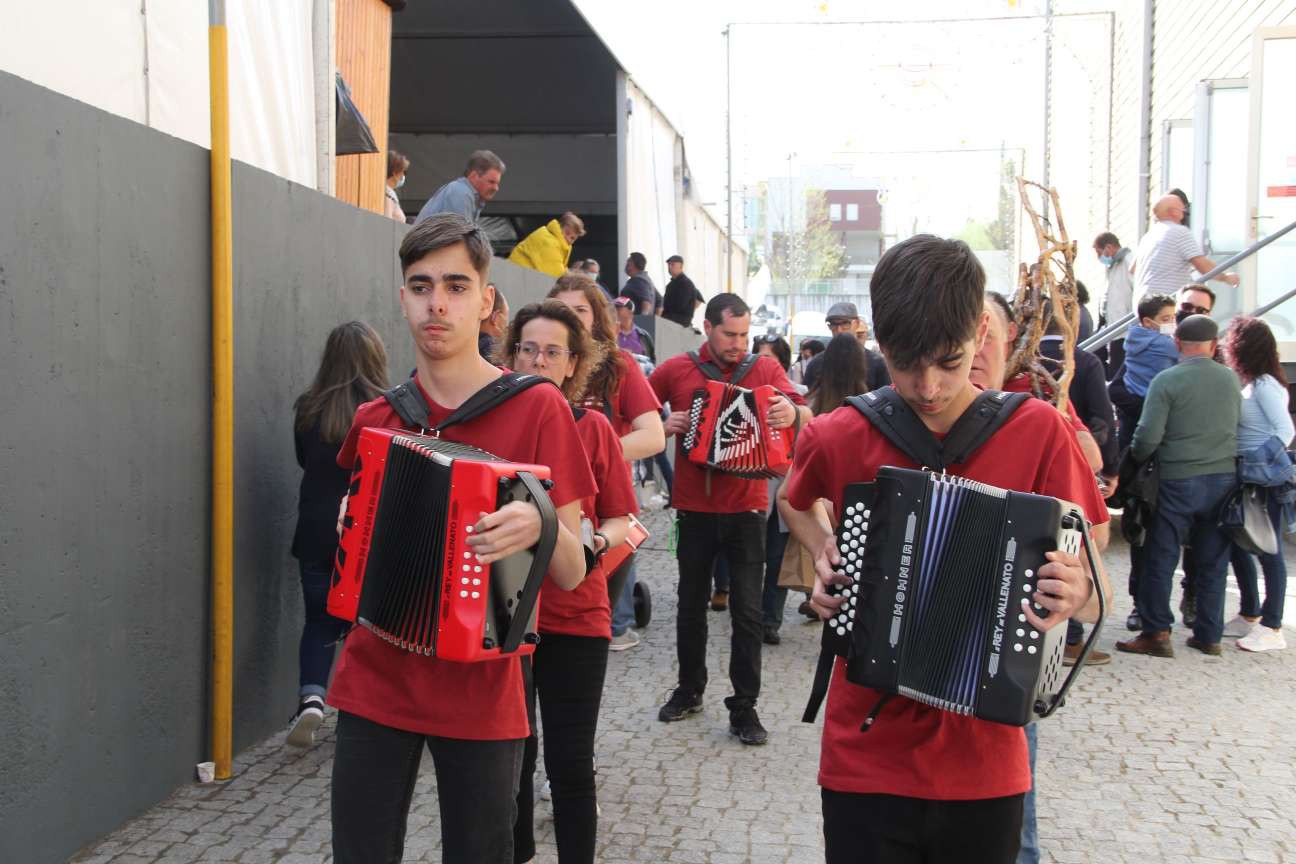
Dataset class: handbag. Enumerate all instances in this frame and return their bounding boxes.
[1220,484,1278,556]
[777,540,816,593]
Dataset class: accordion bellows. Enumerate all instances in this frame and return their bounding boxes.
[682,381,792,478]
[329,427,557,662]
[829,467,1089,726]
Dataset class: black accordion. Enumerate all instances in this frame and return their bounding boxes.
[819,466,1101,726]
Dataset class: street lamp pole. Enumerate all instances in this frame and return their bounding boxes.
[724,25,733,292]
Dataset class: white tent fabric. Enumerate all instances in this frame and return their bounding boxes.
[0,0,318,187]
[624,78,679,290]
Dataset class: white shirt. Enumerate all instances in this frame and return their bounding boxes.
[1133,220,1203,298]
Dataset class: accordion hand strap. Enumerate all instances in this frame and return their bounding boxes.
[1034,511,1106,718]
[499,470,559,654]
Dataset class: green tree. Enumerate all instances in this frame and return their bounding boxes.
[769,188,848,281]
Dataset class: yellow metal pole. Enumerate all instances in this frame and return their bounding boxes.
[208,1,234,782]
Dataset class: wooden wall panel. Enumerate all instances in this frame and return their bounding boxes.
[335,0,392,214]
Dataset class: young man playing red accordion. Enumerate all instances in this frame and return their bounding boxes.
[328,215,595,864]
[648,293,810,744]
[779,235,1109,863]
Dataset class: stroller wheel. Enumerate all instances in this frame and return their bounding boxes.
[633,581,652,629]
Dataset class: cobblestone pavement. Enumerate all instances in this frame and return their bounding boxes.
[72,508,1296,863]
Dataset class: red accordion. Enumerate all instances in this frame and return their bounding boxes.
[328,427,558,662]
[681,381,793,478]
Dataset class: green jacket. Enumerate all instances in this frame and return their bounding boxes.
[1131,355,1240,480]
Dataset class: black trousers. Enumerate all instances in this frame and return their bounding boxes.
[513,634,610,864]
[822,789,1024,864]
[675,509,766,710]
[332,711,523,864]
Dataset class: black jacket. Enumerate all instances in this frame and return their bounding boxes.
[662,273,703,328]
[1039,337,1119,475]
[291,418,351,564]
[803,347,890,395]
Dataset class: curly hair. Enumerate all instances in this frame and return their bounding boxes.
[547,273,625,407]
[1223,316,1287,387]
[498,300,605,403]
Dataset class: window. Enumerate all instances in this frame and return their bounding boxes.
[846,203,859,222]
[829,203,842,221]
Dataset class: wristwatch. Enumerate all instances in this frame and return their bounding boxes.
[593,531,610,558]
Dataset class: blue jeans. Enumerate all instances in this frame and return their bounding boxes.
[1231,491,1287,629]
[299,558,350,699]
[1139,473,1236,643]
[653,451,674,494]
[1016,723,1039,864]
[611,560,637,637]
[762,513,790,629]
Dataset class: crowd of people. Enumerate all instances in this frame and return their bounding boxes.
[281,161,1291,863]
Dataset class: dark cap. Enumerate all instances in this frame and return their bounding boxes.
[1175,314,1218,342]
[666,254,684,265]
[825,301,860,321]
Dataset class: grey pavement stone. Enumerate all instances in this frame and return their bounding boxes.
[68,509,1296,862]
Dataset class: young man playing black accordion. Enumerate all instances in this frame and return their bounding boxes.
[327,215,596,864]
[779,235,1109,863]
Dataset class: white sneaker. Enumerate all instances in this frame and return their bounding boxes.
[539,779,552,801]
[609,630,641,652]
[1223,615,1261,638]
[286,695,325,747]
[1238,627,1287,653]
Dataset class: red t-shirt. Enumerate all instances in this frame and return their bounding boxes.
[594,350,661,438]
[785,396,1108,800]
[539,409,639,639]
[326,375,597,740]
[1003,372,1087,435]
[649,344,806,513]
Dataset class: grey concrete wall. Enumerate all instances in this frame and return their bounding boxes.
[0,71,414,864]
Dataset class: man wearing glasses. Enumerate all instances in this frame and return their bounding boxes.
[802,301,890,395]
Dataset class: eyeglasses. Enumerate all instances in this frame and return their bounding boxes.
[516,342,573,362]
[1179,302,1210,315]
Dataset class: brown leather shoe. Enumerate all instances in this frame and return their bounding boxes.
[1186,636,1222,656]
[1115,630,1174,658]
[1063,643,1111,666]
[710,590,728,612]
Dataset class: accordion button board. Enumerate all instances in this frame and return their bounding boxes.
[825,466,1083,726]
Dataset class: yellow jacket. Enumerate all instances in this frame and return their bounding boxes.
[507,220,572,277]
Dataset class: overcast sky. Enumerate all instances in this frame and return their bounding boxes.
[571,0,1097,240]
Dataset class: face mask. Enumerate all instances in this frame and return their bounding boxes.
[1159,323,1176,336]
[1099,254,1113,267]
[395,175,406,189]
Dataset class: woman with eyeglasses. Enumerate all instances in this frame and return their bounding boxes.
[501,300,639,864]
[548,274,665,651]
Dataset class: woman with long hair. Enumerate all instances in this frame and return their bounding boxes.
[548,273,665,650]
[751,334,798,643]
[1222,316,1292,652]
[809,332,871,416]
[288,321,390,746]
[501,301,638,864]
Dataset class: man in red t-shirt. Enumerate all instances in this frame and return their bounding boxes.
[779,235,1109,864]
[328,215,596,864]
[649,293,810,744]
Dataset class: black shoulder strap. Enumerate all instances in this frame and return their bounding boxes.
[382,379,433,431]
[382,373,556,434]
[844,388,1028,470]
[571,405,587,421]
[687,350,760,387]
[941,390,1030,465]
[845,388,945,469]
